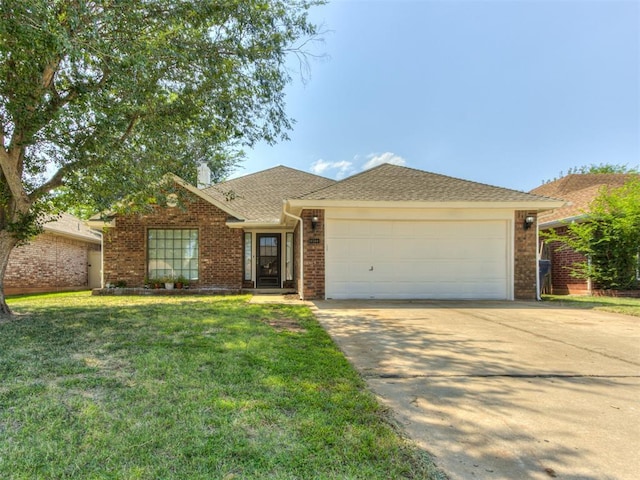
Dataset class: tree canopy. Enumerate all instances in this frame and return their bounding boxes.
[0,0,324,314]
[543,163,639,184]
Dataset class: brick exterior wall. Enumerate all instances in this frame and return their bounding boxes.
[300,209,325,299]
[545,226,589,294]
[5,233,100,295]
[513,211,538,300]
[101,200,542,300]
[103,191,243,289]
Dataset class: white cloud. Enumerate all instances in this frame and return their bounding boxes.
[362,152,407,171]
[310,159,355,179]
[311,152,407,180]
[310,159,332,175]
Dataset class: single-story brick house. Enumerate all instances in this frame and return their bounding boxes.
[531,173,639,294]
[5,213,102,295]
[95,164,562,300]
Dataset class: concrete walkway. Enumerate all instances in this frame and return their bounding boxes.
[249,294,307,305]
[311,301,640,480]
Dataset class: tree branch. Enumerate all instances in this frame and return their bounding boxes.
[28,162,75,201]
[30,110,142,201]
[42,60,58,90]
[119,113,140,143]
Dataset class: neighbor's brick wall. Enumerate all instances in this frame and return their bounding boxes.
[545,225,589,295]
[301,209,325,299]
[5,233,99,295]
[103,191,243,289]
[513,211,538,300]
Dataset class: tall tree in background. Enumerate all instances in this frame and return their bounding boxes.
[544,163,639,184]
[567,164,640,175]
[0,0,323,315]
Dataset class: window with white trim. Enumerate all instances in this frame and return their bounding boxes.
[244,232,252,281]
[285,232,294,281]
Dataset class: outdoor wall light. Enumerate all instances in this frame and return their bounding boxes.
[523,215,535,230]
[311,215,319,231]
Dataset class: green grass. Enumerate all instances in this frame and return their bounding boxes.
[543,294,640,317]
[1,292,441,479]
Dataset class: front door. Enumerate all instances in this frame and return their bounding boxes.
[257,234,281,287]
[87,250,102,289]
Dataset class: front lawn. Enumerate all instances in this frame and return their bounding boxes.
[0,293,440,479]
[543,294,640,317]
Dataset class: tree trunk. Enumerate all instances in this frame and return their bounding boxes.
[0,232,19,316]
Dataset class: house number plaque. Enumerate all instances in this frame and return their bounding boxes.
[308,238,320,244]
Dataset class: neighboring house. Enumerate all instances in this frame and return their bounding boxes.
[531,173,639,294]
[5,213,102,295]
[96,164,562,300]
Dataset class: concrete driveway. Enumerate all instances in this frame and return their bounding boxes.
[311,301,640,480]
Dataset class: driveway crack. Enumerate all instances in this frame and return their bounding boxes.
[453,309,640,368]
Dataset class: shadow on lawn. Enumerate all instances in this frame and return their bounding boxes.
[0,295,445,479]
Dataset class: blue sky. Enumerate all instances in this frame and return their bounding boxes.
[237,0,639,193]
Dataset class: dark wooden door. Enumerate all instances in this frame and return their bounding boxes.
[256,234,281,287]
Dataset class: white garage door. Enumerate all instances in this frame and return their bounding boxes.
[325,219,509,300]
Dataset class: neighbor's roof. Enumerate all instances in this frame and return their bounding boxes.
[203,165,336,223]
[44,213,102,243]
[297,164,561,204]
[530,173,639,226]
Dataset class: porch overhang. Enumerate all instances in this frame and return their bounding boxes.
[225,220,292,230]
[538,214,589,230]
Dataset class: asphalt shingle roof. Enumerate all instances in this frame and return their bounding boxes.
[530,173,639,225]
[299,163,558,203]
[202,165,336,223]
[45,213,102,243]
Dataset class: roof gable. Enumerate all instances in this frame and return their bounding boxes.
[203,165,336,223]
[299,163,557,203]
[88,174,247,227]
[170,175,247,220]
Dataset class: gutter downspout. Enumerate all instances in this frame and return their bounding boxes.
[98,231,104,289]
[283,206,304,300]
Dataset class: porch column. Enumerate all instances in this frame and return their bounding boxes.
[514,210,538,300]
[300,209,325,299]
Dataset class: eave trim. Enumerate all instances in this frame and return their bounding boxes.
[286,199,566,212]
